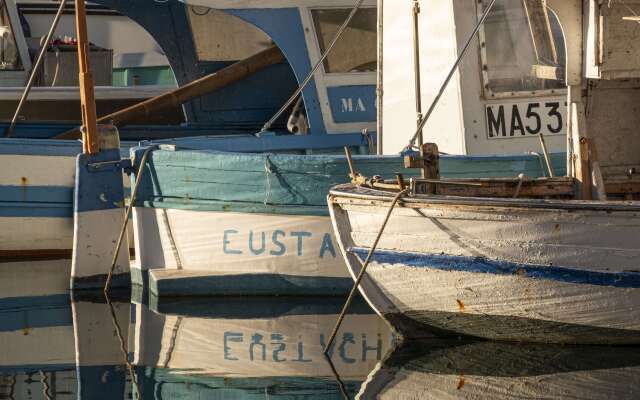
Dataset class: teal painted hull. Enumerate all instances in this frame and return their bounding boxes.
[131,148,566,296]
[132,148,566,214]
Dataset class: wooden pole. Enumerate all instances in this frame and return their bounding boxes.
[538,132,555,177]
[54,46,284,140]
[75,0,99,154]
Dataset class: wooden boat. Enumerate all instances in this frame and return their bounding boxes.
[0,0,178,126]
[130,149,561,296]
[0,0,356,262]
[121,0,570,296]
[329,0,640,344]
[358,339,640,399]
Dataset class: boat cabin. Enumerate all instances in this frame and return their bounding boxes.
[382,0,640,200]
[0,0,179,123]
[381,0,569,156]
[89,0,377,150]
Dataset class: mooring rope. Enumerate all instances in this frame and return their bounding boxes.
[324,188,408,353]
[104,146,156,294]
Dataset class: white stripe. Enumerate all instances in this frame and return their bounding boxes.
[0,155,75,187]
[0,216,73,250]
[0,327,75,366]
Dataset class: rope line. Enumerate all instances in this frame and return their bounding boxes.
[104,146,156,293]
[6,0,66,137]
[324,188,408,353]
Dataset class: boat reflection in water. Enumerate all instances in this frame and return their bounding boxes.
[359,339,640,400]
[0,258,395,399]
[3,260,640,399]
[0,260,134,399]
[134,295,394,398]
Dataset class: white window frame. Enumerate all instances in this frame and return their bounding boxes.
[477,0,567,100]
[301,3,377,134]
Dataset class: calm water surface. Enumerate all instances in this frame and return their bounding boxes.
[2,260,640,399]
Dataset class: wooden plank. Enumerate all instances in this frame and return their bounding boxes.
[75,0,99,154]
[571,102,593,200]
[374,177,575,198]
[55,46,285,139]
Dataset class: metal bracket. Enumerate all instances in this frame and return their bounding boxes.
[87,158,133,174]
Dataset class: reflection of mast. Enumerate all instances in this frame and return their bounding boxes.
[74,0,99,154]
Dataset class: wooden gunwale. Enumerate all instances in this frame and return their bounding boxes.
[329,184,640,212]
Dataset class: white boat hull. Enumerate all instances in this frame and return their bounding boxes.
[132,207,350,295]
[0,145,132,260]
[329,185,640,344]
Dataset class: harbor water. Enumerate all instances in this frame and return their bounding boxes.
[2,259,640,400]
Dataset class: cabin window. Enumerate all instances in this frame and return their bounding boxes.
[481,0,565,95]
[0,0,22,70]
[311,8,376,74]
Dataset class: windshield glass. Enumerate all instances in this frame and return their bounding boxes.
[482,0,565,94]
[311,8,376,73]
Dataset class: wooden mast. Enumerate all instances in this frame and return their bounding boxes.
[74,0,99,154]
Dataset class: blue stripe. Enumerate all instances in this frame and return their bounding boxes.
[0,185,72,203]
[151,272,354,297]
[0,138,133,157]
[349,247,640,289]
[0,294,72,332]
[0,201,72,217]
[0,364,76,374]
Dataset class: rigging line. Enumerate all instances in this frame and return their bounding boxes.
[260,0,365,133]
[324,187,408,353]
[105,145,157,293]
[6,0,66,137]
[406,0,497,150]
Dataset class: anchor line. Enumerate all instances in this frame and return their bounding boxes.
[324,188,408,353]
[161,209,183,269]
[104,146,156,293]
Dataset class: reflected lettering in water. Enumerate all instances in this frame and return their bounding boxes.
[1,260,640,399]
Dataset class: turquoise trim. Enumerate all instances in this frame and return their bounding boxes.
[0,294,71,332]
[141,200,329,216]
[112,66,177,86]
[133,148,566,213]
[0,201,72,217]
